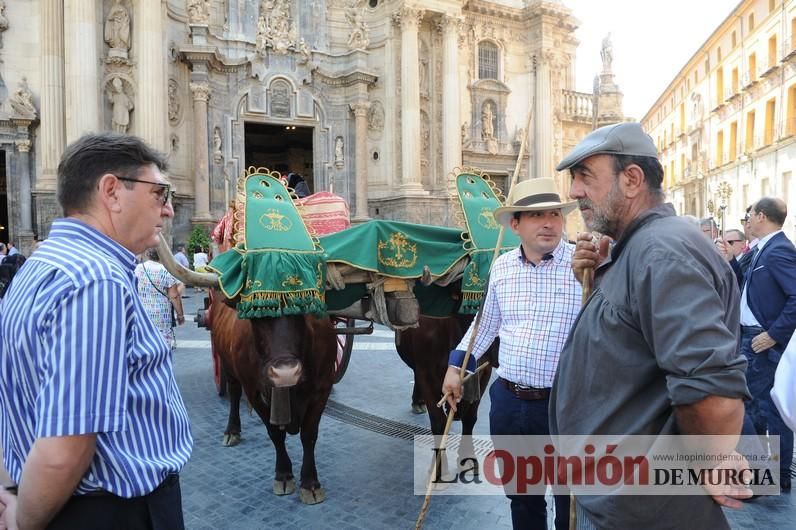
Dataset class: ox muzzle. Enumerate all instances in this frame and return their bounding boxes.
[264,358,303,388]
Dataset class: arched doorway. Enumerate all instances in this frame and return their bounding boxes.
[244,122,314,192]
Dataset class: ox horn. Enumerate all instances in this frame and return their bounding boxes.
[157,234,220,288]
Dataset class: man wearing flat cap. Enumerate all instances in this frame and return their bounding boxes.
[443,178,581,529]
[549,122,752,529]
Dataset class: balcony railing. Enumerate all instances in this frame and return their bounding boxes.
[562,90,594,120]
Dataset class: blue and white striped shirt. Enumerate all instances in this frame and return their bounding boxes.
[456,240,582,388]
[0,218,192,497]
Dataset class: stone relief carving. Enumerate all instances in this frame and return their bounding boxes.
[104,0,131,59]
[107,76,134,133]
[367,100,384,138]
[269,79,292,117]
[0,1,8,49]
[345,0,369,50]
[257,0,298,56]
[420,110,430,170]
[461,121,471,148]
[334,136,344,168]
[419,40,429,96]
[9,77,37,118]
[187,0,210,25]
[601,33,613,73]
[168,79,182,124]
[213,127,223,163]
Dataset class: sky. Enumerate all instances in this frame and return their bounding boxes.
[565,0,737,120]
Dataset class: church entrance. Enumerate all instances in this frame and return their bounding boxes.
[244,122,315,193]
[0,151,7,244]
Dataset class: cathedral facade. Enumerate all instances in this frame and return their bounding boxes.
[0,0,621,251]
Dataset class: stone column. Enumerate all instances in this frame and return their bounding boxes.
[15,138,35,253]
[397,7,423,191]
[190,82,213,222]
[64,0,100,141]
[534,52,553,179]
[136,0,167,150]
[38,0,65,191]
[351,101,371,220]
[439,15,462,176]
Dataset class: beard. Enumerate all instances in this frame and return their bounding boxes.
[578,178,623,237]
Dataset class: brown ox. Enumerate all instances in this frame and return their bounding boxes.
[160,238,336,505]
[396,312,495,466]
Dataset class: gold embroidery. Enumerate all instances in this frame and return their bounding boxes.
[377,232,418,268]
[477,207,500,230]
[281,275,304,287]
[259,208,293,232]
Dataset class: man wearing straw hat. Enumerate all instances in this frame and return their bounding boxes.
[442,178,581,530]
[551,122,751,529]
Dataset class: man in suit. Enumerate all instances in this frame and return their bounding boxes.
[739,197,796,491]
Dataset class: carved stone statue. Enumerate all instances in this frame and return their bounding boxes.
[345,0,369,50]
[461,122,471,148]
[0,1,8,49]
[334,136,344,168]
[481,102,495,140]
[9,77,36,118]
[104,0,131,58]
[107,77,134,134]
[256,0,297,56]
[213,127,223,163]
[187,0,210,25]
[600,33,613,73]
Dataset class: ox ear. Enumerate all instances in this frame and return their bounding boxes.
[157,234,220,288]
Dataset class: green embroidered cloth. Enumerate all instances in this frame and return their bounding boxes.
[207,173,326,319]
[319,220,468,279]
[455,172,519,314]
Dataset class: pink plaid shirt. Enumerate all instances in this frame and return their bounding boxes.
[456,239,582,388]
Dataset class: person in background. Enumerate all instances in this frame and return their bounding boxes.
[287,172,311,198]
[0,132,192,530]
[699,217,719,240]
[135,247,185,349]
[174,245,189,270]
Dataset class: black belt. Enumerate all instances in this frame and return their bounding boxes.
[498,377,550,400]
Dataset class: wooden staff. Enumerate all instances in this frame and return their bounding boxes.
[415,102,535,530]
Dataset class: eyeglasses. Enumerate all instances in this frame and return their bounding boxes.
[116,176,174,205]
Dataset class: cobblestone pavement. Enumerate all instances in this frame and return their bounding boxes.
[174,292,795,530]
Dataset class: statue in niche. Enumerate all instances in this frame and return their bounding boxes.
[345,0,369,50]
[107,77,134,134]
[104,0,131,58]
[481,102,495,140]
[334,136,344,168]
[0,1,8,49]
[187,0,210,25]
[9,77,36,118]
[461,121,471,148]
[600,33,613,73]
[213,127,223,163]
[168,80,181,124]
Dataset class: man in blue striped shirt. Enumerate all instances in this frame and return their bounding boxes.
[0,133,192,530]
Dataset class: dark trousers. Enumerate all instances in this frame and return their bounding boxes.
[48,474,184,530]
[740,328,794,483]
[489,380,569,530]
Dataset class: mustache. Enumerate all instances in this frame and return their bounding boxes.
[578,198,594,209]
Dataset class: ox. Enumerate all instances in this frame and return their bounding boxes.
[160,237,336,504]
[396,311,495,468]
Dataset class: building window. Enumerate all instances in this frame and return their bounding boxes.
[765,98,776,145]
[770,0,776,13]
[369,0,379,7]
[729,121,738,162]
[478,42,499,80]
[746,110,756,151]
[792,18,796,51]
[761,177,769,196]
[705,58,710,75]
[717,47,722,62]
[716,66,724,102]
[749,13,755,31]
[768,35,778,68]
[749,53,757,82]
[732,67,739,94]
[787,84,796,135]
[732,31,737,48]
[782,171,791,201]
[716,130,724,166]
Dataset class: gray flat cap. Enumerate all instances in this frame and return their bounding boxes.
[556,122,658,171]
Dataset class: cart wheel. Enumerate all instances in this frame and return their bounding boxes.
[333,317,355,384]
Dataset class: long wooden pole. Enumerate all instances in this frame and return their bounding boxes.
[414,98,535,530]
